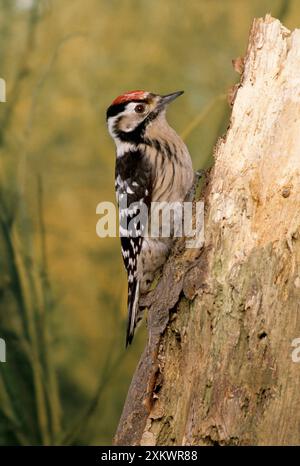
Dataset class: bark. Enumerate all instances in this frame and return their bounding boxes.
[114,15,300,446]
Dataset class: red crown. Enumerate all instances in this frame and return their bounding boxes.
[112,90,148,105]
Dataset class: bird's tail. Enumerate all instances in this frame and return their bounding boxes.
[126,279,141,347]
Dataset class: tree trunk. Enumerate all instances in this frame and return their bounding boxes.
[114,15,300,446]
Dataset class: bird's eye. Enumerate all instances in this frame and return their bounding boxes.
[135,104,146,113]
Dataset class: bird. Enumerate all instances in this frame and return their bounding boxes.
[106,90,194,346]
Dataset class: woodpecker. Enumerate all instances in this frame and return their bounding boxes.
[106,90,194,346]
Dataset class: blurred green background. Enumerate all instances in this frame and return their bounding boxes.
[0,0,297,445]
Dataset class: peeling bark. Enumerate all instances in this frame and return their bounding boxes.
[114,15,300,446]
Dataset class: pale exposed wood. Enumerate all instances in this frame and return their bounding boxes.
[114,15,300,446]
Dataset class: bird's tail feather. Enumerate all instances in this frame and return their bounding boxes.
[126,279,140,347]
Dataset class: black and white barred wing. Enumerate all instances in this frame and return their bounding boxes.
[115,156,151,346]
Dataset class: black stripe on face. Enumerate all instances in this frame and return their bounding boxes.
[106,102,127,119]
[106,98,151,120]
[115,124,145,144]
[115,110,160,144]
[106,97,160,143]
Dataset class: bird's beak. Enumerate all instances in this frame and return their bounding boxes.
[159,90,184,107]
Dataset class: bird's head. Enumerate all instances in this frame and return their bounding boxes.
[106,90,183,143]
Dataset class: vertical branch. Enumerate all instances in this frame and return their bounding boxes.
[36,173,61,442]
